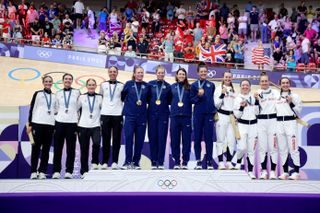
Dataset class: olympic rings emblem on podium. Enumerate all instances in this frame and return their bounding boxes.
[157,179,177,189]
[8,68,41,81]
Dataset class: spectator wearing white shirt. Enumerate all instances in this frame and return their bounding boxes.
[268,14,281,40]
[238,11,248,41]
[301,34,310,65]
[73,0,85,28]
[87,6,95,37]
[124,45,137,57]
[176,4,186,20]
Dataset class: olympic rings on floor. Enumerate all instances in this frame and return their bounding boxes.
[157,179,178,189]
[8,68,41,81]
[75,74,106,86]
[54,79,86,91]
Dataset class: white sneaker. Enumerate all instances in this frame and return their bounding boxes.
[158,165,165,170]
[279,172,289,180]
[151,165,157,170]
[111,162,119,170]
[38,172,46,180]
[181,165,188,170]
[64,172,73,179]
[218,162,226,170]
[81,172,88,179]
[248,172,256,179]
[259,170,268,180]
[194,161,202,170]
[226,161,234,170]
[234,163,241,170]
[30,172,38,180]
[100,163,108,170]
[173,165,180,170]
[289,172,300,180]
[52,172,61,179]
[269,171,277,180]
[91,163,99,170]
[121,163,131,170]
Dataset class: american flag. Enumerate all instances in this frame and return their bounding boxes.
[199,44,227,63]
[252,47,270,65]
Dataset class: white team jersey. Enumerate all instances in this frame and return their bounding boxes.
[234,93,259,120]
[276,91,302,117]
[30,90,56,126]
[55,88,81,123]
[100,81,124,116]
[214,85,236,111]
[257,88,279,115]
[77,93,103,128]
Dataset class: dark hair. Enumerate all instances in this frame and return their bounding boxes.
[108,66,119,72]
[222,71,235,92]
[132,65,144,80]
[175,68,190,90]
[240,79,251,86]
[62,73,73,81]
[197,62,208,73]
[259,71,268,82]
[86,78,97,85]
[42,75,53,83]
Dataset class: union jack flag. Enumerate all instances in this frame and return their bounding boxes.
[199,44,227,63]
[252,47,270,65]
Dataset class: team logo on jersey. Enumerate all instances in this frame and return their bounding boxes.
[206,83,210,87]
[142,85,145,89]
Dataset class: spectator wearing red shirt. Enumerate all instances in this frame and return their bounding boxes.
[2,19,11,42]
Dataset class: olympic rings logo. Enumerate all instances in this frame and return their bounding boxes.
[157,179,177,189]
[36,50,52,58]
[207,70,217,78]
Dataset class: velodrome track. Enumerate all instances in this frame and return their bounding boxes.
[1,56,320,107]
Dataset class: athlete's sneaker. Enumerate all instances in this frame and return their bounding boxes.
[30,172,38,180]
[226,161,234,170]
[269,170,277,180]
[173,165,180,170]
[234,163,241,170]
[207,161,214,170]
[289,172,300,180]
[151,165,158,170]
[133,163,141,170]
[181,165,188,170]
[121,163,131,170]
[111,162,119,170]
[38,172,46,180]
[80,172,88,179]
[64,172,73,179]
[218,162,226,170]
[278,172,289,180]
[259,170,268,180]
[248,172,256,179]
[52,172,61,179]
[100,163,108,170]
[91,163,99,170]
[194,161,202,170]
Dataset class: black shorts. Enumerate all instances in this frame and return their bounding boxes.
[75,13,83,19]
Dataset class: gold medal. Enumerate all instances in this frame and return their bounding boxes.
[178,102,184,107]
[136,100,142,106]
[155,99,161,105]
[199,88,204,93]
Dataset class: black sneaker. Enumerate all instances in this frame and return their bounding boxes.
[207,161,214,170]
[133,162,141,170]
[121,163,131,170]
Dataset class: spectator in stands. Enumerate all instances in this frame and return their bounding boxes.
[233,39,244,63]
[62,21,74,38]
[124,5,134,22]
[27,5,39,28]
[151,9,160,34]
[51,15,61,35]
[249,6,259,42]
[279,3,288,19]
[162,34,174,62]
[313,38,320,65]
[219,22,228,44]
[87,6,95,38]
[193,22,203,46]
[297,1,307,16]
[273,47,284,65]
[166,2,174,21]
[97,7,108,32]
[48,4,58,20]
[186,6,195,29]
[12,19,23,42]
[227,12,235,30]
[73,0,85,29]
[109,9,118,25]
[62,33,73,49]
[268,14,281,41]
[238,11,248,41]
[137,35,149,58]
[184,41,195,62]
[226,43,234,63]
[176,4,186,21]
[97,30,107,53]
[131,16,139,37]
[286,49,296,71]
[307,5,315,23]
[244,1,253,14]
[301,34,310,64]
[297,14,308,35]
[52,33,62,48]
[291,7,299,23]
[8,1,17,20]
[206,14,217,37]
[126,31,137,51]
[141,7,150,29]
[220,3,230,22]
[273,36,282,50]
[30,18,42,44]
[124,45,136,57]
[2,18,11,42]
[42,32,51,47]
[62,14,73,26]
[304,23,318,45]
[260,13,268,43]
[41,16,53,37]
[282,16,293,38]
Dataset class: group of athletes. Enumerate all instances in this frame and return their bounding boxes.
[28,63,302,180]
